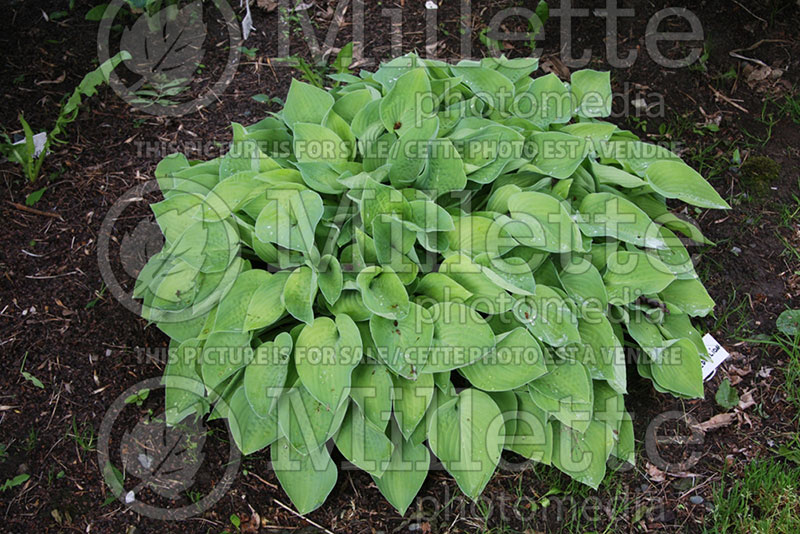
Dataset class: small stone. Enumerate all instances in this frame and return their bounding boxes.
[690,495,704,505]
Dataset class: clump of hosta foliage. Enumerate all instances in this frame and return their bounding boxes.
[136,53,729,515]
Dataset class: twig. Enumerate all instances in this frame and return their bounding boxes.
[6,201,62,219]
[25,271,78,279]
[273,499,335,534]
[730,0,767,25]
[707,84,748,113]
[729,38,793,67]
[729,52,769,69]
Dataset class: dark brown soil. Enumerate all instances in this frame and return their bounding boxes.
[1,1,799,533]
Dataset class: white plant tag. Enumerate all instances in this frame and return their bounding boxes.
[701,334,730,381]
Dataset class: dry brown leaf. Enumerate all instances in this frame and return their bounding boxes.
[646,462,666,482]
[241,511,260,533]
[693,413,736,433]
[540,56,570,79]
[256,0,278,11]
[728,364,751,376]
[738,391,756,410]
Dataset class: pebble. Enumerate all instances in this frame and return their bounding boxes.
[689,495,704,505]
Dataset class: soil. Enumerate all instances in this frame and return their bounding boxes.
[1,1,799,533]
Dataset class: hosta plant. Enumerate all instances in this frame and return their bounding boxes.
[135,53,729,515]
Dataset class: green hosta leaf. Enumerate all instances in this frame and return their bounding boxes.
[552,419,614,489]
[473,254,537,296]
[520,72,571,127]
[659,278,715,317]
[350,361,394,430]
[559,122,617,146]
[590,160,646,188]
[528,359,593,433]
[427,388,504,500]
[447,215,516,258]
[170,218,240,274]
[372,421,431,515]
[424,302,497,372]
[507,191,584,253]
[611,411,635,465]
[439,254,512,314]
[334,403,394,476]
[600,139,680,176]
[415,272,474,304]
[317,254,343,305]
[227,386,278,455]
[570,69,612,118]
[282,79,335,129]
[333,88,379,123]
[164,339,205,424]
[506,391,552,464]
[387,116,439,188]
[649,338,704,398]
[201,331,253,392]
[489,390,518,438]
[254,189,324,254]
[415,138,468,195]
[645,160,731,210]
[513,285,581,348]
[659,312,708,359]
[213,270,271,332]
[327,290,372,322]
[243,271,289,331]
[282,266,318,325]
[370,302,434,379]
[294,314,363,410]
[625,311,666,358]
[356,266,410,320]
[603,251,675,306]
[460,328,547,391]
[271,437,337,515]
[392,373,435,440]
[244,332,292,417]
[277,381,348,455]
[528,132,588,179]
[379,68,431,134]
[575,316,627,394]
[451,64,515,110]
[648,226,697,279]
[558,257,608,311]
[579,193,667,249]
[293,122,350,164]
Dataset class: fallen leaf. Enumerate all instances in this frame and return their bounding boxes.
[693,413,736,433]
[737,391,756,410]
[36,72,66,85]
[256,0,278,11]
[728,364,751,376]
[241,511,261,533]
[646,462,666,482]
[540,56,570,79]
